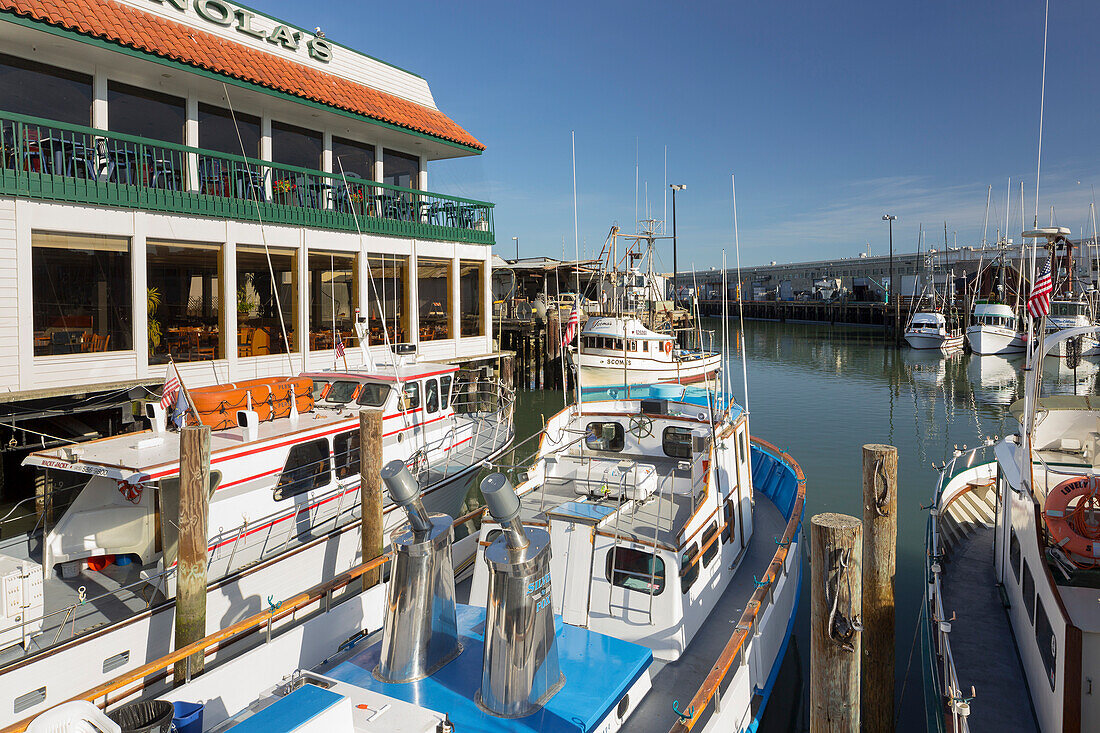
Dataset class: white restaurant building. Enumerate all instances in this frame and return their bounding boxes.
[0,0,497,501]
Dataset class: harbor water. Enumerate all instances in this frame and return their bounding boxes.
[505,318,1095,731]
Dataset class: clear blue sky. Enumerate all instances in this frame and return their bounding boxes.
[271,0,1100,269]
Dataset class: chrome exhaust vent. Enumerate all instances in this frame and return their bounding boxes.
[375,460,460,683]
[476,473,564,718]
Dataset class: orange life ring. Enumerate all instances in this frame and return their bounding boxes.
[1044,475,1100,564]
[663,341,673,355]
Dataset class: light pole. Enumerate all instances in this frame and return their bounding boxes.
[670,184,686,303]
[883,214,897,341]
[511,236,519,262]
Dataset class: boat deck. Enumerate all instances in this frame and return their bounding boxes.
[628,491,786,732]
[941,526,1038,732]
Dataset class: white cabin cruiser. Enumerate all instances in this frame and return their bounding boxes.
[18,383,805,733]
[1045,297,1098,358]
[904,312,964,352]
[0,357,514,723]
[966,302,1028,355]
[569,317,721,386]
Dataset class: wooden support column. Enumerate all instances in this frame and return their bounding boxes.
[175,424,210,683]
[861,444,897,731]
[501,352,514,393]
[360,408,384,591]
[810,512,862,733]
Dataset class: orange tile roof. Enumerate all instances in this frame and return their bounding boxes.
[0,0,485,151]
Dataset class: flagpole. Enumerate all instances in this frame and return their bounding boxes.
[169,356,203,426]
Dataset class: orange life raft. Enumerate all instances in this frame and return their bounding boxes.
[1044,475,1100,564]
[185,376,313,431]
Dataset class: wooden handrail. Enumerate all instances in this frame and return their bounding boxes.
[669,436,807,732]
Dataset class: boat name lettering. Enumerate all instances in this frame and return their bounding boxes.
[37,459,109,476]
[149,0,333,63]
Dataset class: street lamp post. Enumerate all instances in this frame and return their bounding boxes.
[670,184,686,303]
[883,214,898,342]
[512,236,519,262]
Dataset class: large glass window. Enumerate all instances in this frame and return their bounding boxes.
[605,547,665,595]
[271,121,322,170]
[107,82,184,143]
[459,260,484,337]
[197,103,260,157]
[274,439,330,500]
[147,241,222,364]
[382,149,419,189]
[0,53,91,125]
[308,251,356,351]
[365,254,408,344]
[237,246,297,357]
[418,257,452,341]
[33,233,131,356]
[332,137,376,181]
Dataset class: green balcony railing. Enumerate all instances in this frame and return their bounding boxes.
[0,111,494,245]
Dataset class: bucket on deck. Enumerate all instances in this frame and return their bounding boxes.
[106,700,174,733]
[171,701,204,733]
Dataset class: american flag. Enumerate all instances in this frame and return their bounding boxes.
[561,304,579,348]
[1027,255,1053,319]
[335,334,345,358]
[160,365,180,411]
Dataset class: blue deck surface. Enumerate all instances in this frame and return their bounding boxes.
[580,383,743,420]
[229,682,343,733]
[546,501,616,522]
[323,605,652,732]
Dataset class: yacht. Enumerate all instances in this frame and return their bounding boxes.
[966,302,1028,355]
[1045,296,1098,358]
[904,311,964,352]
[571,316,721,386]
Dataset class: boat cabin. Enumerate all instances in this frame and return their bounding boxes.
[972,302,1019,329]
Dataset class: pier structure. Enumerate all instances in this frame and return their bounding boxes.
[0,1,501,524]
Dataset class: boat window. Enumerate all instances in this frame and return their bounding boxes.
[1035,601,1057,691]
[401,381,421,410]
[1021,561,1035,624]
[440,375,452,410]
[628,340,638,352]
[1009,530,1021,582]
[701,523,719,567]
[585,422,625,452]
[425,379,439,414]
[663,427,693,459]
[738,431,747,465]
[680,544,700,594]
[722,497,736,544]
[274,439,331,500]
[356,383,390,407]
[333,430,360,480]
[310,379,330,400]
[605,547,665,595]
[324,381,358,404]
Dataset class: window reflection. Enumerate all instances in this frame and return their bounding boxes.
[459,260,483,337]
[32,232,131,356]
[308,250,356,352]
[237,246,297,357]
[0,52,91,125]
[271,120,322,170]
[418,257,451,341]
[382,148,418,189]
[365,253,408,344]
[108,82,184,144]
[147,241,223,364]
[332,137,375,181]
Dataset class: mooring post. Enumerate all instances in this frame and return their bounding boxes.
[861,444,897,730]
[360,408,384,591]
[174,424,210,683]
[810,512,863,733]
[502,352,514,394]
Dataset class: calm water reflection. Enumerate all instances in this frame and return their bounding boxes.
[507,319,1097,731]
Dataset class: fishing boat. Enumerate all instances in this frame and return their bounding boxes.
[572,316,722,385]
[16,372,805,733]
[904,312,964,352]
[966,301,1028,355]
[0,342,514,723]
[923,228,1100,732]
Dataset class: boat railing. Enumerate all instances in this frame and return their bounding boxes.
[668,436,806,732]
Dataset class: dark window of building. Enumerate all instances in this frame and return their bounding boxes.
[356,383,390,407]
[366,254,408,344]
[147,241,222,364]
[418,257,452,341]
[701,523,719,567]
[425,379,439,414]
[307,251,356,351]
[586,422,625,452]
[1009,530,1021,582]
[459,260,484,337]
[334,430,359,480]
[680,544,699,594]
[605,547,665,595]
[108,82,184,143]
[32,232,131,356]
[197,103,260,157]
[274,439,330,500]
[663,427,693,459]
[332,136,376,181]
[382,148,419,189]
[0,53,91,125]
[1035,601,1057,691]
[440,375,452,410]
[1022,561,1035,624]
[271,120,322,170]
[237,245,297,356]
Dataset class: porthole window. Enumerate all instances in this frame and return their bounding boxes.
[586,422,625,452]
[680,544,699,594]
[605,547,665,595]
[663,427,693,459]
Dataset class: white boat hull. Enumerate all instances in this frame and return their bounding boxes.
[904,331,964,352]
[576,353,722,386]
[966,324,1027,355]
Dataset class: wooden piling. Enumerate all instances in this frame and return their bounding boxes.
[501,352,514,393]
[810,512,862,733]
[360,408,384,591]
[174,424,210,683]
[861,444,898,731]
